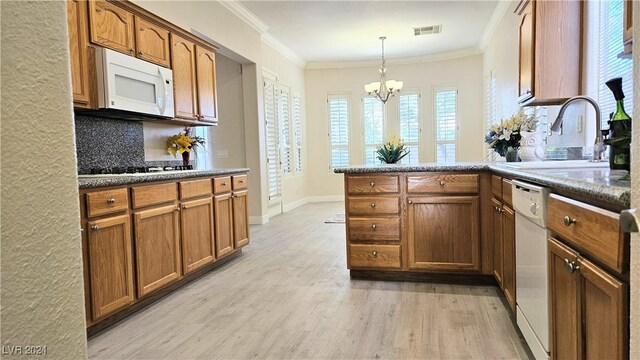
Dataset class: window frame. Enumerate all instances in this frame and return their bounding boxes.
[263,72,282,205]
[279,85,293,176]
[327,93,351,172]
[361,94,387,166]
[433,84,459,163]
[292,91,304,175]
[397,90,421,164]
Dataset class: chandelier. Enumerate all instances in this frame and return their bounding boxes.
[364,36,404,103]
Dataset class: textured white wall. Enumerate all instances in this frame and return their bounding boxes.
[1,2,88,359]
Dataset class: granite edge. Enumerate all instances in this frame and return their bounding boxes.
[78,168,250,189]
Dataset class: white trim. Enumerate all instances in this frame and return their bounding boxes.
[307,195,344,203]
[261,33,306,68]
[282,197,309,213]
[479,1,511,51]
[305,47,482,70]
[216,0,269,34]
[249,215,269,225]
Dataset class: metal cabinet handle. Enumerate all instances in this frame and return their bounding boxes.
[563,216,577,227]
[563,258,580,273]
[91,225,100,231]
[107,197,116,204]
[222,182,227,186]
[372,250,378,257]
[182,205,189,210]
[370,203,376,208]
[370,181,375,187]
[239,180,245,183]
[621,208,638,233]
[408,200,413,204]
[175,207,181,212]
[439,181,445,186]
[129,48,135,53]
[138,51,144,56]
[371,224,376,230]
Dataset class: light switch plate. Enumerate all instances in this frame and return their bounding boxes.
[217,150,229,159]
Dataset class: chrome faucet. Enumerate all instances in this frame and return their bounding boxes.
[550,96,606,162]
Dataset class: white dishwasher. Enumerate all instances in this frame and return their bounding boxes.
[512,180,550,360]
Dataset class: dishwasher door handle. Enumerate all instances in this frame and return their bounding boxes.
[621,209,639,233]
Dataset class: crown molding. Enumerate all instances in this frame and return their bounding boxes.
[216,0,269,34]
[305,47,482,70]
[261,33,307,68]
[479,1,511,51]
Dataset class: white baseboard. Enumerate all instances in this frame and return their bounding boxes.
[282,197,309,213]
[248,215,269,225]
[306,195,344,203]
[253,196,344,224]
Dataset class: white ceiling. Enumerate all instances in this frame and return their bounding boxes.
[240,0,499,64]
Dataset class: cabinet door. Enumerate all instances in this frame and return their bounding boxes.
[407,196,480,271]
[623,0,633,53]
[214,193,234,258]
[88,0,135,55]
[134,16,170,67]
[518,0,534,101]
[548,237,580,359]
[133,205,181,297]
[491,197,503,286]
[502,205,516,312]
[233,190,250,248]
[67,0,92,107]
[195,46,218,123]
[579,257,628,359]
[87,215,134,320]
[180,197,215,274]
[171,34,198,120]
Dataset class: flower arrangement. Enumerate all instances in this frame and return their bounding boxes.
[166,127,205,165]
[484,111,537,158]
[376,133,409,164]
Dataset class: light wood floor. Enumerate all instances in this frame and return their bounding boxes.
[88,202,531,360]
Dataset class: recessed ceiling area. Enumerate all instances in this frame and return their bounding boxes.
[240,1,499,63]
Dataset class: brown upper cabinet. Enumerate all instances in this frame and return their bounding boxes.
[89,0,136,56]
[67,0,93,108]
[516,0,583,106]
[196,46,219,123]
[623,0,633,54]
[134,16,171,67]
[172,34,199,120]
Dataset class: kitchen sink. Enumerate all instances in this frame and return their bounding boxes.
[496,160,609,170]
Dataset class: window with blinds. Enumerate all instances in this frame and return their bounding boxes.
[484,71,497,160]
[279,87,292,174]
[398,92,420,164]
[363,96,385,166]
[434,86,457,163]
[596,0,633,119]
[263,77,281,202]
[328,95,350,169]
[292,93,303,173]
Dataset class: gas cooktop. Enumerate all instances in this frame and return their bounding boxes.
[78,165,195,178]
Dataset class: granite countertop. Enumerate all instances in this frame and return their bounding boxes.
[78,168,250,189]
[334,162,631,207]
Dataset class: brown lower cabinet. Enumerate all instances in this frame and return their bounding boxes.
[491,193,515,312]
[233,190,250,248]
[180,197,215,274]
[214,193,234,258]
[491,197,504,286]
[548,237,628,359]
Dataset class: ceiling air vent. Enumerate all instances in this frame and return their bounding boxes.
[414,25,442,36]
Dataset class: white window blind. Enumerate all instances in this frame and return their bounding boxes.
[279,87,292,174]
[292,93,303,173]
[485,71,497,160]
[328,96,350,169]
[263,77,281,201]
[363,96,385,166]
[434,86,458,163]
[399,92,420,164]
[596,0,633,119]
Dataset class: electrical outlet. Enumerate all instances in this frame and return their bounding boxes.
[216,150,229,159]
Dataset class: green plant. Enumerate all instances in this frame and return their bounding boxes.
[376,133,409,164]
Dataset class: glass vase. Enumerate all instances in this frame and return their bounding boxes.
[505,147,521,162]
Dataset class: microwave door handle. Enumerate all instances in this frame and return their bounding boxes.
[158,69,168,116]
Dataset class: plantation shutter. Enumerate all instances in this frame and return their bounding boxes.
[485,71,497,160]
[328,96,350,169]
[434,86,457,163]
[363,96,385,166]
[264,77,281,201]
[399,92,420,164]
[279,87,292,174]
[293,93,303,172]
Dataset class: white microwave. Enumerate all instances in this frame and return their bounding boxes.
[95,47,174,118]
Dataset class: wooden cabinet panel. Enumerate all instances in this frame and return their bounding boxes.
[348,217,400,242]
[180,197,215,274]
[214,193,234,258]
[549,237,580,360]
[195,46,218,123]
[87,215,134,320]
[407,174,479,194]
[233,190,250,248]
[491,175,503,199]
[502,206,516,312]
[232,175,248,191]
[491,197,503,287]
[131,182,178,209]
[86,188,129,218]
[171,34,198,120]
[133,205,181,297]
[134,16,170,67]
[407,196,480,271]
[213,176,232,194]
[548,194,624,273]
[623,0,633,54]
[347,175,400,194]
[518,0,534,102]
[179,179,212,200]
[347,197,400,216]
[348,244,401,270]
[501,179,512,207]
[67,0,92,106]
[88,1,135,55]
[580,257,628,359]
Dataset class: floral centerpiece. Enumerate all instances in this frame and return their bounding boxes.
[484,111,537,161]
[376,133,409,164]
[166,127,205,166]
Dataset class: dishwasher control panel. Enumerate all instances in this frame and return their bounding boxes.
[512,179,549,227]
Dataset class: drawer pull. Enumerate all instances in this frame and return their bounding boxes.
[372,250,378,257]
[371,224,377,230]
[182,205,189,210]
[175,207,181,212]
[408,200,413,204]
[107,197,116,204]
[222,182,227,186]
[370,181,375,187]
[563,216,577,227]
[370,203,376,208]
[563,258,580,273]
[439,181,445,186]
[239,180,245,183]
[91,225,100,232]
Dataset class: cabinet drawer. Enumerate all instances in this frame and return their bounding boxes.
[347,175,399,194]
[213,176,232,194]
[179,179,212,199]
[86,188,129,217]
[502,179,513,207]
[492,175,503,199]
[131,183,178,209]
[348,217,400,241]
[548,194,625,273]
[232,175,247,190]
[407,174,479,193]
[347,197,399,216]
[348,244,401,269]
